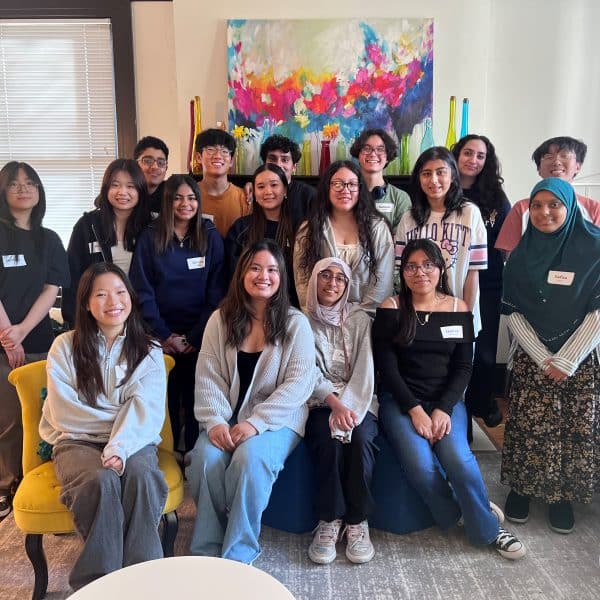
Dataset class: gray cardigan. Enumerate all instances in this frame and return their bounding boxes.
[194,308,316,436]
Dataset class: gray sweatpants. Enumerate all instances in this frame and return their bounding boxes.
[53,441,168,590]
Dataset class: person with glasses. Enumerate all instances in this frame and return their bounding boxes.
[496,136,600,257]
[304,257,378,565]
[134,136,169,215]
[350,128,411,230]
[501,178,600,535]
[294,160,394,313]
[0,161,69,519]
[63,159,151,328]
[194,128,249,237]
[394,147,487,335]
[373,239,526,561]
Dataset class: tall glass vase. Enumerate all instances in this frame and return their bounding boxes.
[319,140,331,176]
[300,138,312,175]
[235,140,245,174]
[460,98,469,139]
[400,134,411,175]
[335,138,347,161]
[445,96,457,150]
[420,117,434,153]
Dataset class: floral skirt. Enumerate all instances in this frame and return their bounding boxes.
[501,347,600,503]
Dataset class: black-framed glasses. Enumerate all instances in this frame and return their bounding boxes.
[138,156,167,168]
[360,145,386,155]
[403,261,437,275]
[330,180,360,192]
[318,270,348,286]
[202,146,232,158]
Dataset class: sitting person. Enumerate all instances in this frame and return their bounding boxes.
[373,239,525,560]
[40,263,168,590]
[186,240,316,563]
[304,258,378,565]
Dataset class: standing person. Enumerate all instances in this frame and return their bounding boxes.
[0,161,69,518]
[373,239,525,561]
[294,160,394,313]
[134,136,169,215]
[452,135,511,430]
[501,178,600,534]
[129,174,225,454]
[496,136,600,257]
[40,263,168,591]
[225,164,297,304]
[350,128,411,230]
[186,240,315,563]
[195,128,249,237]
[394,146,487,334]
[63,159,150,327]
[304,258,378,565]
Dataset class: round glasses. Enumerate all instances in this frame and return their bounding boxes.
[7,181,38,192]
[318,270,348,286]
[202,146,232,158]
[403,261,437,276]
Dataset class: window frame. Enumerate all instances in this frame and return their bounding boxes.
[0,0,137,157]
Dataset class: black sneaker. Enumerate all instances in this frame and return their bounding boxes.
[548,501,574,534]
[483,403,503,428]
[492,527,526,560]
[0,495,11,518]
[505,490,529,523]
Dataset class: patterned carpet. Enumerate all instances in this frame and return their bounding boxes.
[1,450,599,599]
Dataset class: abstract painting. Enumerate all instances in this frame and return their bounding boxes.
[227,18,433,174]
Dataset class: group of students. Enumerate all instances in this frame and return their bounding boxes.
[0,127,598,591]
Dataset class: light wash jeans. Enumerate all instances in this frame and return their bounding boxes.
[186,426,300,563]
[379,394,499,545]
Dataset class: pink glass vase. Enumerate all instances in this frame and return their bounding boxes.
[319,140,331,176]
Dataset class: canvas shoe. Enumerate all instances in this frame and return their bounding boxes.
[548,501,574,534]
[344,520,375,564]
[0,495,11,518]
[492,527,526,560]
[505,490,530,523]
[308,519,342,564]
[457,501,504,527]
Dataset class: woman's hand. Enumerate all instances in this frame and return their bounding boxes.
[408,405,433,441]
[208,424,236,452]
[542,359,568,383]
[329,405,358,432]
[431,408,451,442]
[103,455,123,473]
[230,421,258,447]
[162,333,185,355]
[5,343,25,369]
[0,323,27,348]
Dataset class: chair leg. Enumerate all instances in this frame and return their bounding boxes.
[161,511,178,557]
[24,534,48,600]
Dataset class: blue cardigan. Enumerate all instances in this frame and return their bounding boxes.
[129,220,226,348]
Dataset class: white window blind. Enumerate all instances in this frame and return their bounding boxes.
[0,19,117,247]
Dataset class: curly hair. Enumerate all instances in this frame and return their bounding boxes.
[531,136,587,168]
[259,135,302,164]
[452,134,508,220]
[296,160,382,286]
[349,128,398,166]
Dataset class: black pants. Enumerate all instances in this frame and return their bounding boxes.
[305,408,378,524]
[168,351,199,452]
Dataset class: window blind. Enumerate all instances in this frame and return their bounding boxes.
[0,19,117,246]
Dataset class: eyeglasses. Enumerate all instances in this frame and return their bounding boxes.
[7,181,38,192]
[360,145,386,156]
[318,270,348,286]
[403,261,437,275]
[138,156,167,169]
[540,151,576,163]
[330,180,360,192]
[202,146,232,158]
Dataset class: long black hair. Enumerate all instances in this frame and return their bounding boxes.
[410,147,465,227]
[451,134,507,220]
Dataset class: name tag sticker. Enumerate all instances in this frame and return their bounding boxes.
[88,241,102,254]
[332,349,345,363]
[202,213,214,222]
[547,270,574,286]
[2,254,26,267]
[440,325,463,339]
[377,202,394,213]
[187,257,205,270]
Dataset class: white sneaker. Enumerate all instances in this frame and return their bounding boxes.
[493,527,526,560]
[308,519,342,564]
[344,520,375,564]
[0,495,11,518]
[489,501,505,524]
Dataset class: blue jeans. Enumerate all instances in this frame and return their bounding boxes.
[379,394,499,545]
[186,427,300,563]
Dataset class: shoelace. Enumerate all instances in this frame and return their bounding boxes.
[495,528,519,549]
[345,523,366,544]
[316,522,340,543]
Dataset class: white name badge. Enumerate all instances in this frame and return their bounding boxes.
[332,348,346,363]
[377,202,394,213]
[187,257,205,270]
[440,325,463,339]
[547,270,575,286]
[202,213,214,222]
[2,254,26,267]
[88,241,102,254]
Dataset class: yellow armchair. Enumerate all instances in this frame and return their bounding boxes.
[8,354,184,600]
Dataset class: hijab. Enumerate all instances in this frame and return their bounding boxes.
[306,257,352,327]
[502,177,600,352]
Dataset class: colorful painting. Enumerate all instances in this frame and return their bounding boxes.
[227,18,433,174]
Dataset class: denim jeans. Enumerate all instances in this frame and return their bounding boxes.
[186,426,300,563]
[379,394,499,545]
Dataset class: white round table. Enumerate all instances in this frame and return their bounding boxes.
[68,556,296,599]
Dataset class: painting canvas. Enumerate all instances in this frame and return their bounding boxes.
[227,18,433,174]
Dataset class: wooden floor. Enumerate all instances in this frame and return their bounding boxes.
[474,396,508,450]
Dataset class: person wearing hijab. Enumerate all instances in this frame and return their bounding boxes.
[304,257,378,565]
[501,177,600,534]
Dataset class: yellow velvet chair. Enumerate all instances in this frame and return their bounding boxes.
[8,355,184,600]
